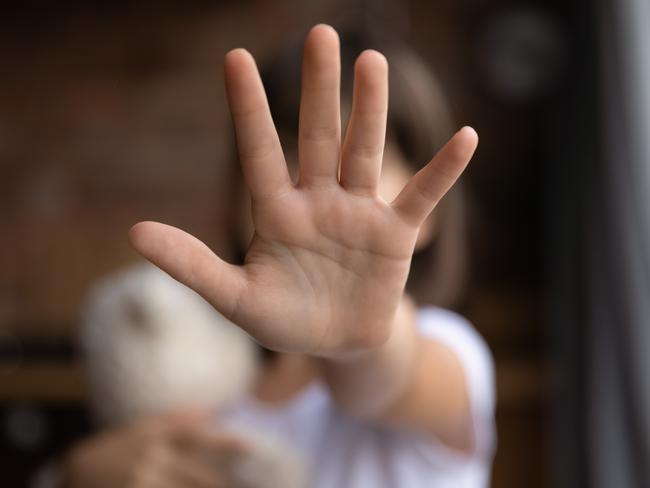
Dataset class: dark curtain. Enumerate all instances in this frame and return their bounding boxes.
[550,0,650,486]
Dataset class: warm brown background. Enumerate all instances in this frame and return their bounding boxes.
[0,1,554,486]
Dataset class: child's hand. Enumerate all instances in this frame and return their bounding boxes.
[64,412,248,488]
[129,25,477,357]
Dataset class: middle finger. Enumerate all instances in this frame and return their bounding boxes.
[298,24,342,186]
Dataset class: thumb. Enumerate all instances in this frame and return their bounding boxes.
[128,221,247,321]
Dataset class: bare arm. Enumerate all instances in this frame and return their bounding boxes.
[320,296,472,451]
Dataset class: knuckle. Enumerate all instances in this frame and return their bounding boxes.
[238,136,279,162]
[301,124,339,143]
[414,180,439,204]
[346,142,381,162]
[231,101,266,119]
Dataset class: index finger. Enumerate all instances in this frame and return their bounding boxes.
[224,48,292,200]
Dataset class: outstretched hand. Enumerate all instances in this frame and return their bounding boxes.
[129,25,478,357]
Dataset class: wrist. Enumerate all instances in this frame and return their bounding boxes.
[326,296,417,362]
[317,294,417,361]
[319,295,421,418]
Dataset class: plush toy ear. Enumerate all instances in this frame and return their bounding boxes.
[123,297,154,335]
[80,262,262,426]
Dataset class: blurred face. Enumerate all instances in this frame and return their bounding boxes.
[236,138,436,253]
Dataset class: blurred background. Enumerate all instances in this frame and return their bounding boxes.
[1,0,649,487]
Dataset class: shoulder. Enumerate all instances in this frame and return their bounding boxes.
[415,306,494,383]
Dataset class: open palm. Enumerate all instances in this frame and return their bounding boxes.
[129,25,478,356]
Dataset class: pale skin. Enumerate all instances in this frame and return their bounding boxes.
[64,24,478,486]
[64,411,249,488]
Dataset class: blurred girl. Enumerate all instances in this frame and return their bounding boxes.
[61,24,495,488]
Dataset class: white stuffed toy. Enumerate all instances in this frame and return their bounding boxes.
[79,263,307,488]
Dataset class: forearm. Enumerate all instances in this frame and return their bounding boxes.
[319,295,420,419]
[319,296,472,450]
